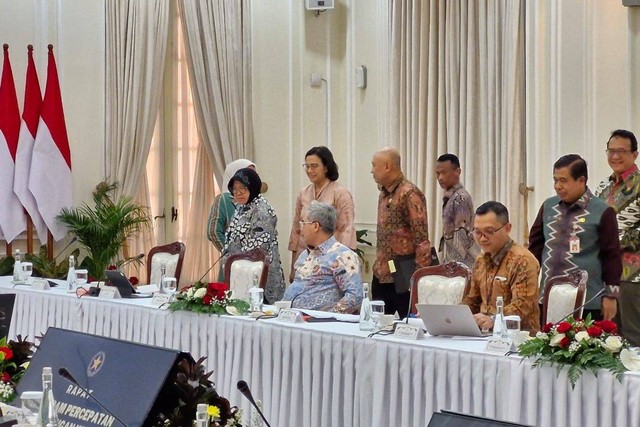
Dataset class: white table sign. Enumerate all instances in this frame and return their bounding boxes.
[393,323,424,340]
[151,293,171,308]
[277,309,301,323]
[98,286,121,299]
[31,279,50,291]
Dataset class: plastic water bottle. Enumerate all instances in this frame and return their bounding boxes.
[195,403,207,427]
[36,367,59,427]
[13,249,22,282]
[493,296,508,338]
[66,255,77,293]
[359,282,375,331]
[158,263,167,294]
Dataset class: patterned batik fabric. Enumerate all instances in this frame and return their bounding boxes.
[373,174,431,284]
[596,165,640,283]
[284,236,363,313]
[222,195,285,303]
[440,183,480,268]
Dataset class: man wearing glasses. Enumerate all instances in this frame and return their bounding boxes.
[595,130,640,345]
[462,201,540,333]
[529,154,622,321]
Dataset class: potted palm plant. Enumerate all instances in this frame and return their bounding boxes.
[56,182,151,280]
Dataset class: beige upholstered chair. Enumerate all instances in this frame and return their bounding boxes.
[409,262,471,314]
[147,241,186,286]
[224,248,269,300]
[543,270,588,324]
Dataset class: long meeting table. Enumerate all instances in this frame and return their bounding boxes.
[0,277,638,427]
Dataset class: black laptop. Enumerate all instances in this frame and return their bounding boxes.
[104,270,152,298]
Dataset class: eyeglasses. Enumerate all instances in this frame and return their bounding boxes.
[299,220,316,227]
[605,149,635,157]
[302,163,321,171]
[231,186,248,195]
[472,223,507,239]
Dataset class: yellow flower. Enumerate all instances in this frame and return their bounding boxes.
[207,405,221,420]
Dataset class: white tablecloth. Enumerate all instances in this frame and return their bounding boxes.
[1,277,638,427]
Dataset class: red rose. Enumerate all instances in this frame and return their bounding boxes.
[203,294,213,305]
[542,323,554,333]
[559,337,571,348]
[587,326,603,337]
[594,320,618,334]
[556,322,572,334]
[0,347,13,361]
[208,282,229,301]
[107,265,118,271]
[129,276,139,286]
[1,372,10,383]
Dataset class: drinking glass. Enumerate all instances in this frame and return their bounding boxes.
[249,287,264,312]
[21,262,33,284]
[505,315,521,339]
[370,300,386,330]
[76,269,89,287]
[162,277,178,298]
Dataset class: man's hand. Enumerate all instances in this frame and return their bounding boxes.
[473,313,494,333]
[602,296,617,320]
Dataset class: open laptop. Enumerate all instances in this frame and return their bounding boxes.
[103,270,153,298]
[416,304,490,337]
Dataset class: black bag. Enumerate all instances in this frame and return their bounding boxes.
[392,248,440,294]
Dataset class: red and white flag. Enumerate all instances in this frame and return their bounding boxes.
[0,44,27,242]
[29,44,72,241]
[14,45,48,242]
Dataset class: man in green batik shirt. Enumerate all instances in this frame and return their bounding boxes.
[596,129,640,347]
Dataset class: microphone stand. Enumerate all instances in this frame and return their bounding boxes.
[237,380,271,427]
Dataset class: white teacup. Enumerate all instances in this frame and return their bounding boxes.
[379,314,395,329]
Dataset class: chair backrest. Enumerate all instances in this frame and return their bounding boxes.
[224,248,269,300]
[409,262,471,314]
[543,269,588,324]
[147,241,186,286]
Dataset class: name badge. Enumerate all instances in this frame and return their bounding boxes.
[485,337,513,354]
[98,286,121,300]
[151,293,171,308]
[388,260,396,273]
[277,309,301,323]
[569,236,580,253]
[393,323,424,340]
[31,279,50,291]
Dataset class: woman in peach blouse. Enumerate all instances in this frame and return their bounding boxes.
[288,146,356,281]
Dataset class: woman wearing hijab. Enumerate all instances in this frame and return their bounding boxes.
[288,146,356,282]
[207,159,256,251]
[222,168,285,303]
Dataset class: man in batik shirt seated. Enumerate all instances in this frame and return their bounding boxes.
[283,202,363,313]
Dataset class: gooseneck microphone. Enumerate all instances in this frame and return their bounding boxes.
[58,367,127,427]
[237,380,271,427]
[54,236,79,261]
[197,255,224,283]
[119,253,145,269]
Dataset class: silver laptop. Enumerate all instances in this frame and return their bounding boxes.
[416,304,489,337]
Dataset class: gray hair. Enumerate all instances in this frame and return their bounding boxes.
[307,202,337,234]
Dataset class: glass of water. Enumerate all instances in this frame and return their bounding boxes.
[370,300,386,330]
[76,269,89,287]
[162,277,178,299]
[21,262,33,284]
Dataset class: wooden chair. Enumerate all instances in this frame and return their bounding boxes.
[542,269,588,324]
[224,248,269,300]
[147,241,186,286]
[409,262,472,314]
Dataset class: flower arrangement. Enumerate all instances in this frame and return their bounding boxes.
[153,357,243,426]
[168,282,250,315]
[0,335,34,403]
[518,315,640,388]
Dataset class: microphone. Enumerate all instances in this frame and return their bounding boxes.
[54,236,79,261]
[58,367,127,427]
[197,255,223,284]
[237,380,271,427]
[289,285,313,309]
[552,287,606,326]
[119,253,145,269]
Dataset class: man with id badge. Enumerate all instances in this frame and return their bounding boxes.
[529,154,622,321]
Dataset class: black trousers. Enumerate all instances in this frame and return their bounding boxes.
[372,276,410,319]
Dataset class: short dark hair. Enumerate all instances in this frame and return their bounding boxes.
[436,153,460,168]
[553,154,588,181]
[608,129,638,152]
[475,201,509,224]
[305,146,339,181]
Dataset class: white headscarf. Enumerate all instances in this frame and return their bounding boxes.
[222,159,256,193]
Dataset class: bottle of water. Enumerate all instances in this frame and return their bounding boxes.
[13,249,22,282]
[158,263,167,294]
[195,403,208,427]
[359,282,375,331]
[493,296,508,338]
[66,255,77,293]
[36,367,59,427]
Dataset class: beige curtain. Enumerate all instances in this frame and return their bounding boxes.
[390,0,526,242]
[177,0,254,185]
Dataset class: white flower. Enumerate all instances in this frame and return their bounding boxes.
[602,335,623,353]
[568,341,581,353]
[186,287,195,299]
[549,333,566,347]
[536,332,549,340]
[621,348,640,371]
[574,331,590,343]
[194,287,207,299]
